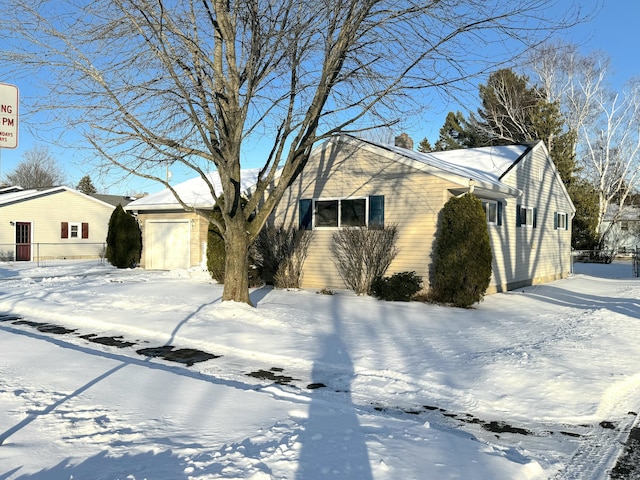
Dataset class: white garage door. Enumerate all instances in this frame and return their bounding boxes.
[145,220,190,270]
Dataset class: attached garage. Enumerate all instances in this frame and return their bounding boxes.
[145,220,191,270]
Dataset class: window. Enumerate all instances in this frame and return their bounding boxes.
[516,205,537,228]
[299,196,384,230]
[481,200,502,226]
[621,221,629,231]
[61,222,90,239]
[555,212,568,231]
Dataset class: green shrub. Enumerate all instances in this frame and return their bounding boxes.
[105,204,142,268]
[371,271,423,301]
[206,207,226,283]
[430,193,492,308]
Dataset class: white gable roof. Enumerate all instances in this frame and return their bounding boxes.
[125,168,263,211]
[0,186,115,209]
[331,134,529,198]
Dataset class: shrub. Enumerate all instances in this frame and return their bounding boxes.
[253,224,312,288]
[371,271,423,301]
[331,225,398,295]
[105,204,142,268]
[430,193,492,308]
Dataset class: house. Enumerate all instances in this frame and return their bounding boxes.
[124,170,261,270]
[601,205,640,254]
[273,134,575,293]
[0,186,118,262]
[128,134,575,294]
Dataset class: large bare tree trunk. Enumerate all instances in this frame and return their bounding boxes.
[222,214,252,305]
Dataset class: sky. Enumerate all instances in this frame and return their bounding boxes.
[0,0,638,196]
[1,259,640,479]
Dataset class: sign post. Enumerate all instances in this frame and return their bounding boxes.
[0,83,18,149]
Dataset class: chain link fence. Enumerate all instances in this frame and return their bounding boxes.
[0,242,107,267]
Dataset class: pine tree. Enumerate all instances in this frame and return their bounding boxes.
[76,175,97,194]
[434,111,478,150]
[105,205,142,268]
[417,137,433,153]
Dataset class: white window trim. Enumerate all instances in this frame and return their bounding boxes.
[312,197,370,230]
[557,212,568,231]
[482,200,498,225]
[521,206,534,228]
[69,222,81,239]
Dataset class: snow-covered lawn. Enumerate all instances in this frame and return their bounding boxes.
[0,259,639,479]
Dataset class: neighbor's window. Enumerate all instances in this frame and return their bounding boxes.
[299,196,384,230]
[555,212,568,230]
[70,223,80,238]
[621,221,629,231]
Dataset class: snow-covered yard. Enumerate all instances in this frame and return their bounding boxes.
[0,259,639,479]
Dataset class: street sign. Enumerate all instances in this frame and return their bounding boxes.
[0,83,18,149]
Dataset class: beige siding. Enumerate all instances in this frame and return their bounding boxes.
[488,145,574,292]
[275,139,455,290]
[136,210,210,269]
[275,138,574,294]
[0,190,114,260]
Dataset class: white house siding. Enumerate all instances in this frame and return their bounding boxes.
[0,189,114,261]
[488,144,574,292]
[275,138,457,291]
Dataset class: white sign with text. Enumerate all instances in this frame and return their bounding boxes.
[0,83,18,149]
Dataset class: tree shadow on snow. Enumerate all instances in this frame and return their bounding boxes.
[3,449,234,480]
[295,306,373,480]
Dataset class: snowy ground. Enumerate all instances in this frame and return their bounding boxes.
[0,259,639,479]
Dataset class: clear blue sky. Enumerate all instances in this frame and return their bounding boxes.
[0,0,638,195]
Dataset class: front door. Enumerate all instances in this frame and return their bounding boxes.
[15,222,31,261]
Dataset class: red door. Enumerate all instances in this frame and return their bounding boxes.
[15,222,31,261]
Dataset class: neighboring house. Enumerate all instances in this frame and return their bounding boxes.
[0,186,117,262]
[601,205,640,253]
[273,134,575,293]
[124,170,260,270]
[128,133,575,294]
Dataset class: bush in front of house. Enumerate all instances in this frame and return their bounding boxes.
[106,204,142,268]
[430,193,492,308]
[371,271,423,301]
[331,225,398,295]
[253,224,312,288]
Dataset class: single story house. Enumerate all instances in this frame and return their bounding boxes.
[0,186,119,262]
[273,134,575,293]
[127,134,575,294]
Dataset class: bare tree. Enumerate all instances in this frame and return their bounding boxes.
[0,0,584,304]
[3,145,66,188]
[531,43,640,247]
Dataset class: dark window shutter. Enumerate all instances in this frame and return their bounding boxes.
[533,208,537,228]
[61,222,69,239]
[369,195,384,227]
[565,215,569,231]
[82,222,89,239]
[497,201,503,226]
[554,212,558,230]
[516,204,521,228]
[299,199,313,230]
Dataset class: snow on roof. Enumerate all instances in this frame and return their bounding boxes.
[0,186,115,209]
[354,135,530,192]
[126,168,263,210]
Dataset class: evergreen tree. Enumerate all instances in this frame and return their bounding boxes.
[568,179,599,250]
[76,175,97,194]
[417,137,433,153]
[105,205,142,268]
[430,194,492,308]
[434,111,479,150]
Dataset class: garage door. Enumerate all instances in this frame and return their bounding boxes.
[145,220,190,270]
